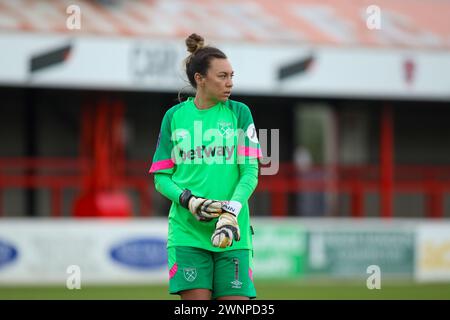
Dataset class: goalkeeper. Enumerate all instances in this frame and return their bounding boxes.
[149,33,261,300]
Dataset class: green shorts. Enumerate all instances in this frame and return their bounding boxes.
[168,246,256,299]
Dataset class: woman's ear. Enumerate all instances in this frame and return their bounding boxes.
[194,72,204,88]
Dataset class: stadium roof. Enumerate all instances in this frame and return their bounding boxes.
[0,0,449,50]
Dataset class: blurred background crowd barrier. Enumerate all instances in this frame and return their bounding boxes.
[1,218,449,285]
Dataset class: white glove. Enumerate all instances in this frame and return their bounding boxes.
[179,189,223,222]
[189,197,223,222]
[211,212,240,248]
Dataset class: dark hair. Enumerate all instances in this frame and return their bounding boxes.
[185,33,227,89]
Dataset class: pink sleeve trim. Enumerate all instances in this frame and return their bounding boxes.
[149,159,174,173]
[238,146,262,158]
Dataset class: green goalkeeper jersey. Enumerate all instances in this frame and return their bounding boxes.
[149,97,261,252]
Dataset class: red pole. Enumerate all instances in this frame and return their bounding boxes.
[140,182,152,217]
[80,102,93,193]
[271,178,287,216]
[74,96,132,218]
[427,180,443,218]
[112,99,125,190]
[95,98,110,191]
[380,104,394,218]
[351,181,364,217]
[51,187,62,217]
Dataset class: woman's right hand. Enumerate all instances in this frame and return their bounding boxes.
[188,197,223,222]
[180,189,224,222]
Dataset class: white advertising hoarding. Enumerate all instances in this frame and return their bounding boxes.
[0,218,168,284]
[416,224,450,282]
[0,33,449,100]
[2,218,450,284]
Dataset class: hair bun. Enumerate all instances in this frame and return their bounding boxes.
[186,33,205,54]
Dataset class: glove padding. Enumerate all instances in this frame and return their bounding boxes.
[211,212,240,248]
[180,189,223,222]
[188,197,223,222]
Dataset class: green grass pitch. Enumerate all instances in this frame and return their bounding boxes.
[1,279,449,300]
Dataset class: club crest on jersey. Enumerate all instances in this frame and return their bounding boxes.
[218,121,233,138]
[183,268,197,282]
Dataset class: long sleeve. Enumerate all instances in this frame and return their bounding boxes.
[230,161,259,205]
[154,172,183,204]
[150,108,182,204]
[220,102,262,216]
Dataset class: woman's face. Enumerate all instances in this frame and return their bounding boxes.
[198,58,234,103]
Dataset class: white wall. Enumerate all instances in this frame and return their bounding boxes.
[1,33,449,100]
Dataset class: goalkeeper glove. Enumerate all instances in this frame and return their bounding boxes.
[211,202,241,248]
[179,189,223,222]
